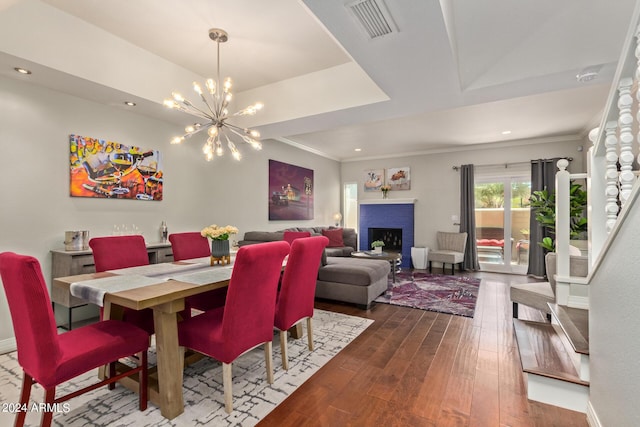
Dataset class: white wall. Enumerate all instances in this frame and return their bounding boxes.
[0,75,340,343]
[340,139,585,250]
[588,187,640,427]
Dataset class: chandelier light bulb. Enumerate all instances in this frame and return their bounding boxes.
[164,28,263,161]
[206,79,216,94]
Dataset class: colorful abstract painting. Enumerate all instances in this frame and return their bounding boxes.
[268,159,313,220]
[69,134,163,200]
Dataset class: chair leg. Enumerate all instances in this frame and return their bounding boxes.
[139,350,148,411]
[16,372,33,427]
[265,341,274,384]
[41,387,56,427]
[108,362,116,390]
[428,261,432,272]
[307,317,314,351]
[280,329,289,371]
[222,362,233,414]
[512,302,518,318]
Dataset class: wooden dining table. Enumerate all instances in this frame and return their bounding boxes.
[53,259,301,420]
[52,260,230,420]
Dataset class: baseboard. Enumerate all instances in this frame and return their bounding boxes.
[0,337,16,355]
[567,295,590,310]
[586,401,603,427]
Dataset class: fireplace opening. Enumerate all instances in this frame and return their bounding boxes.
[368,228,402,251]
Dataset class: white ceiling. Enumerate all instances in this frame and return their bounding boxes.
[0,0,636,161]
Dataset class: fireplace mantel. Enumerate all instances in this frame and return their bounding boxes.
[359,198,416,205]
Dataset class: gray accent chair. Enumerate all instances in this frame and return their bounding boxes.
[510,252,589,319]
[427,231,468,274]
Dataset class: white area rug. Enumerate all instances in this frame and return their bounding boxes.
[0,309,372,426]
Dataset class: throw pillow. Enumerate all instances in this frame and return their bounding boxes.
[283,231,311,245]
[322,228,344,247]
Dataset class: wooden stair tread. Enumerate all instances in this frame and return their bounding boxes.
[548,303,589,355]
[513,319,589,386]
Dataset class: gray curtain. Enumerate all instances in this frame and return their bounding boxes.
[527,158,561,277]
[460,164,480,270]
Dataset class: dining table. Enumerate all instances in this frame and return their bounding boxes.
[53,257,298,420]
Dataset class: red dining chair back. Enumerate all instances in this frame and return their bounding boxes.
[169,232,210,261]
[169,232,226,316]
[89,235,150,272]
[89,235,155,334]
[274,236,329,369]
[283,230,311,245]
[178,241,290,413]
[0,252,149,427]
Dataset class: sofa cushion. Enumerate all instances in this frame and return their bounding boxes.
[242,231,284,242]
[283,231,311,245]
[325,247,354,257]
[322,228,344,247]
[318,257,390,287]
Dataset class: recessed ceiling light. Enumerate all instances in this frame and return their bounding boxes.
[14,67,31,75]
[501,130,512,135]
[124,101,136,106]
[354,148,362,152]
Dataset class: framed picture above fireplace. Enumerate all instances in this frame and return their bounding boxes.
[386,167,410,190]
[364,169,384,192]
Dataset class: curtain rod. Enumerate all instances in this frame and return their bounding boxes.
[452,157,573,171]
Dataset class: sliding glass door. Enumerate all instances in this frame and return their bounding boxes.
[474,172,530,274]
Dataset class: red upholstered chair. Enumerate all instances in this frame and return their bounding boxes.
[0,252,149,427]
[283,230,311,245]
[178,241,290,413]
[169,232,210,261]
[274,236,329,370]
[168,232,226,315]
[89,236,155,334]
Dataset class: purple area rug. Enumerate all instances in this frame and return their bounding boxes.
[375,270,481,317]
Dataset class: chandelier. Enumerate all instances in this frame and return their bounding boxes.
[164,28,263,161]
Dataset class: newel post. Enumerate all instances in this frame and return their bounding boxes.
[555,159,570,279]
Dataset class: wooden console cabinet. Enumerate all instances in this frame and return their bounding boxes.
[50,242,174,329]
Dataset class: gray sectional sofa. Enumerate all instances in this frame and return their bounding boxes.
[238,226,390,309]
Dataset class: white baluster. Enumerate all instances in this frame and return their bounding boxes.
[617,77,634,205]
[555,159,570,283]
[603,121,619,233]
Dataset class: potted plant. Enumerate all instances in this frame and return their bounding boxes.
[371,240,385,253]
[529,183,587,252]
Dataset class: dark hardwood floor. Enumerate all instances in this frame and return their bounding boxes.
[258,270,588,427]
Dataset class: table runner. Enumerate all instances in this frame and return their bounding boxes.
[70,275,166,307]
[70,263,234,306]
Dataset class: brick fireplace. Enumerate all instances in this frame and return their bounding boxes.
[359,199,415,267]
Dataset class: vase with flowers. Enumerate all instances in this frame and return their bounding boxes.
[201,224,239,264]
[380,184,391,199]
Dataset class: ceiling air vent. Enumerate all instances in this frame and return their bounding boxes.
[347,0,397,40]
